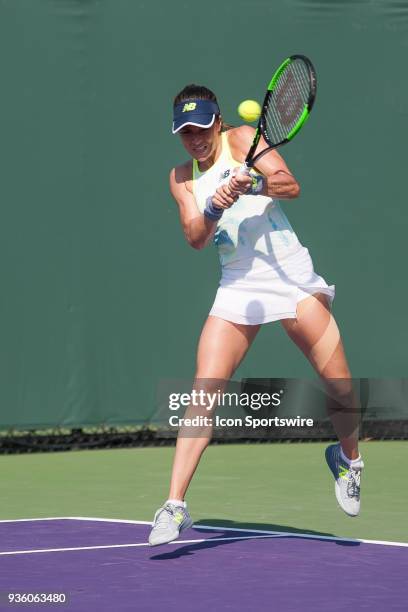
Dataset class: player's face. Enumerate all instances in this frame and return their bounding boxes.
[178,119,221,162]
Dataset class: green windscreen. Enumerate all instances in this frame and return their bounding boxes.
[0,0,406,430]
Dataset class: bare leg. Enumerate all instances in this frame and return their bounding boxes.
[168,316,260,500]
[281,294,360,460]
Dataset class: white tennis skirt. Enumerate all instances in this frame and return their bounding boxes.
[209,246,335,325]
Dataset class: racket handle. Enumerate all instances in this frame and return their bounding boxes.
[239,163,250,175]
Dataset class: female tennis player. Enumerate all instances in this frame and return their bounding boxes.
[149,85,364,546]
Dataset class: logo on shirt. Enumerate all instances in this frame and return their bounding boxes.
[220,169,230,181]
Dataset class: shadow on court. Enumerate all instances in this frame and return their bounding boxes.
[150,519,360,560]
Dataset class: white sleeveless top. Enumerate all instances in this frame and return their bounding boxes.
[192,132,303,271]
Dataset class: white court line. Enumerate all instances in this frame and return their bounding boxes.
[0,517,151,525]
[0,534,282,556]
[0,516,407,549]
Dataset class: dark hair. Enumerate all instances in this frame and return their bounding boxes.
[173,84,234,131]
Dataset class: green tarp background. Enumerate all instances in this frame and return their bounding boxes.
[0,0,406,428]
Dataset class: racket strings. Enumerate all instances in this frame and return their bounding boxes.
[264,60,312,145]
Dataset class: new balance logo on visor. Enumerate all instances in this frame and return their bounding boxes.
[182,102,197,112]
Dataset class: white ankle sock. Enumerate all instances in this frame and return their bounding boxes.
[340,447,361,466]
[166,499,186,508]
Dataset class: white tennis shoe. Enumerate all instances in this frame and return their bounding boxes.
[325,443,364,517]
[148,503,193,546]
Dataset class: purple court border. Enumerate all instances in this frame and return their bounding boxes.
[1,516,407,549]
[0,517,407,611]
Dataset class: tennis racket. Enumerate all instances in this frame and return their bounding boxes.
[241,54,317,173]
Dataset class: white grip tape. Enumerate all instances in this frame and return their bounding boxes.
[239,163,250,176]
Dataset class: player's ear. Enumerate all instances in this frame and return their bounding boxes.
[217,115,222,133]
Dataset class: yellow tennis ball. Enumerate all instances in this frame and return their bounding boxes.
[238,99,261,122]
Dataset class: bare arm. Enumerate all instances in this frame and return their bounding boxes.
[169,164,245,250]
[228,126,300,200]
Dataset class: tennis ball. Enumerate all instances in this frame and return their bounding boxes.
[238,99,261,122]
